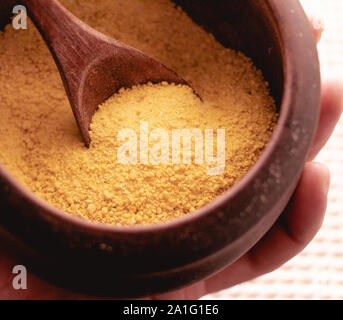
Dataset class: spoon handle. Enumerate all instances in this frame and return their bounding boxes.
[22,0,104,91]
[21,0,189,146]
[21,0,122,145]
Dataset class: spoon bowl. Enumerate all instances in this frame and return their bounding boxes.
[23,0,188,146]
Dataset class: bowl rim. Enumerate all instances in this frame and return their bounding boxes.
[0,0,319,236]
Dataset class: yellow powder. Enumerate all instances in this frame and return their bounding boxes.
[0,0,277,226]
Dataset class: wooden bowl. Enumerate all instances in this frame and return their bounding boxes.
[0,0,320,298]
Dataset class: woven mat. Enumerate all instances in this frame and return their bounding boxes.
[205,0,343,300]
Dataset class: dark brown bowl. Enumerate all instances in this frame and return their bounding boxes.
[0,0,320,298]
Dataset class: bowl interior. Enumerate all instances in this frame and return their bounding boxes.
[0,0,286,233]
[173,0,284,109]
[0,0,287,263]
[1,0,284,109]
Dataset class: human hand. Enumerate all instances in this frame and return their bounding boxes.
[0,17,342,300]
[155,19,342,300]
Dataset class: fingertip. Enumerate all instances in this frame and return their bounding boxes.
[308,81,343,160]
[322,80,343,114]
[307,162,331,195]
[286,162,330,245]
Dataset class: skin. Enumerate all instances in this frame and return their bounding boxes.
[0,19,342,300]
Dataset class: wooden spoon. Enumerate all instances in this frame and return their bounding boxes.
[22,0,189,147]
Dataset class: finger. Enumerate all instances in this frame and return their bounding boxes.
[201,162,330,297]
[308,81,343,161]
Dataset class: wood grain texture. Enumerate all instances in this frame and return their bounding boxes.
[22,0,187,146]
